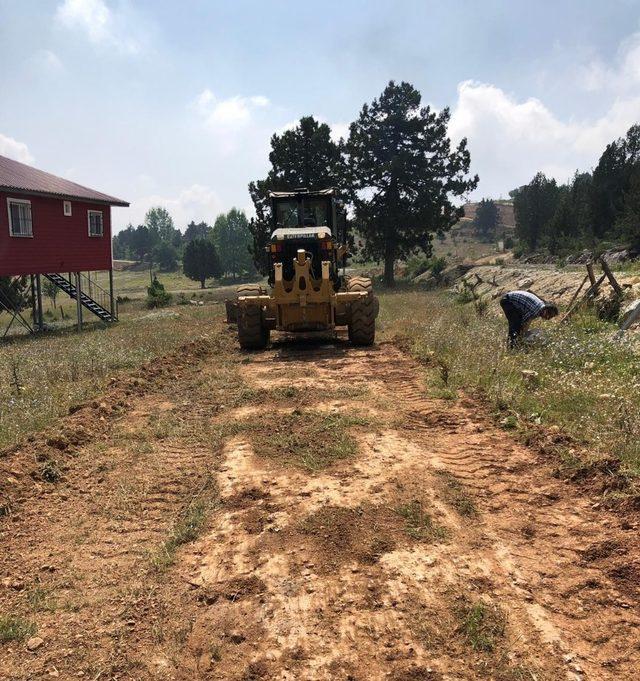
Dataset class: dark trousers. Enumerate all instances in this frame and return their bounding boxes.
[500,296,523,348]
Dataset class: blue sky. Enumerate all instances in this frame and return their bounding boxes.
[1,0,640,231]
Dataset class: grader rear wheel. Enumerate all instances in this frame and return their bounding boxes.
[347,276,376,346]
[238,305,270,350]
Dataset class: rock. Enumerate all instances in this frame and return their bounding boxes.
[440,263,473,285]
[26,636,44,651]
[517,277,534,289]
[413,270,434,285]
[619,300,640,328]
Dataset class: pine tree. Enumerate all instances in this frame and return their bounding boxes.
[512,172,560,251]
[473,199,499,241]
[212,209,254,280]
[183,239,221,289]
[346,81,478,285]
[248,116,345,272]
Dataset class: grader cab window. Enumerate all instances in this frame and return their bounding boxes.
[275,201,299,228]
[274,196,332,228]
[302,199,329,227]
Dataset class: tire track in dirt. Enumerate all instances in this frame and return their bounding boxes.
[1,333,639,680]
[170,340,639,680]
[0,330,232,680]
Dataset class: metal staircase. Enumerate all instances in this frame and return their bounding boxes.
[44,273,117,322]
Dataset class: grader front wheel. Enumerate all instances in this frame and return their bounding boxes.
[226,284,266,324]
[347,276,377,346]
[238,305,270,350]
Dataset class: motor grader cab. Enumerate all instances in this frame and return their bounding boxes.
[227,188,377,349]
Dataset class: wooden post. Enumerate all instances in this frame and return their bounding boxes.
[586,262,596,287]
[599,257,623,296]
[109,268,116,320]
[559,273,589,323]
[75,272,83,331]
[560,273,607,323]
[35,274,44,331]
[30,274,37,327]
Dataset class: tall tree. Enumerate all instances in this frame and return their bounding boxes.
[131,225,155,261]
[248,116,345,272]
[512,172,560,251]
[591,124,640,240]
[617,166,640,248]
[184,221,212,242]
[183,239,221,288]
[473,199,499,241]
[145,207,175,244]
[152,242,179,271]
[346,80,478,286]
[212,208,255,280]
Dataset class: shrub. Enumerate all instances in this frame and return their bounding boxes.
[146,276,172,309]
[406,255,448,280]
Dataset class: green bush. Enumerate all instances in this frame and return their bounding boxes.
[146,276,172,309]
[406,255,448,280]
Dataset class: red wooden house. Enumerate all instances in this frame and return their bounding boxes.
[0,154,128,334]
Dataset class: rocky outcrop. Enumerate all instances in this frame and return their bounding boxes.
[456,264,640,326]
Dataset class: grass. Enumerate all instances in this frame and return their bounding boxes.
[396,499,447,541]
[455,599,506,653]
[151,484,218,572]
[0,614,37,642]
[437,471,478,517]
[243,409,368,471]
[28,586,57,613]
[0,305,224,450]
[378,288,640,483]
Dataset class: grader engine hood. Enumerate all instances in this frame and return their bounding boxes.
[271,226,332,241]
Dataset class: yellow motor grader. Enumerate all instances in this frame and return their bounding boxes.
[226,188,377,349]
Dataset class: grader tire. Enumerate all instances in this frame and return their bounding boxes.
[238,305,269,350]
[227,284,266,324]
[347,276,376,346]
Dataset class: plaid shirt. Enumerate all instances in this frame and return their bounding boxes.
[504,290,545,323]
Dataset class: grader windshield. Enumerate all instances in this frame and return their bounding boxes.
[272,190,333,230]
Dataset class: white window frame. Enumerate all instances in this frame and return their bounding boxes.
[7,197,33,237]
[63,200,72,216]
[88,210,104,237]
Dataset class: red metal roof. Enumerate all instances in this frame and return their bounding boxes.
[0,154,129,206]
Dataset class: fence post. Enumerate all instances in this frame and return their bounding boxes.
[35,274,44,331]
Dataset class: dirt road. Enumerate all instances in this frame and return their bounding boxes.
[1,322,639,680]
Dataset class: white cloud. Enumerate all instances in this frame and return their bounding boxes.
[329,122,349,143]
[194,89,270,135]
[448,80,640,198]
[55,0,141,54]
[122,184,224,232]
[580,32,640,94]
[0,133,34,164]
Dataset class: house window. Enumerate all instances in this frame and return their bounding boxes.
[88,210,103,237]
[63,201,72,216]
[7,198,33,237]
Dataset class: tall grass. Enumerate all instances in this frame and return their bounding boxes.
[378,289,640,477]
[0,306,223,449]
